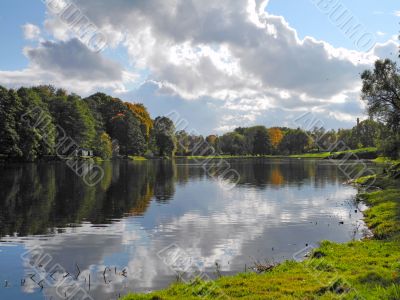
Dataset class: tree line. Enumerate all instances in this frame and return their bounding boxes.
[175,58,400,159]
[0,86,176,161]
[175,120,382,157]
[0,57,399,161]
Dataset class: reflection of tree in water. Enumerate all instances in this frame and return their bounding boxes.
[233,159,346,189]
[270,167,284,186]
[0,164,56,236]
[154,161,176,203]
[0,160,177,237]
[0,159,356,237]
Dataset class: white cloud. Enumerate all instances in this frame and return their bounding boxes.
[22,23,41,40]
[394,10,400,17]
[2,0,400,132]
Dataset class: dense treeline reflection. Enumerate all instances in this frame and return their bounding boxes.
[0,159,356,237]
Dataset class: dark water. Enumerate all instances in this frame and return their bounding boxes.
[0,159,369,299]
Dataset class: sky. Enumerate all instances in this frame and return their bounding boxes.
[0,0,399,134]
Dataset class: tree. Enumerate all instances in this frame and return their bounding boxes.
[153,116,176,157]
[17,88,56,161]
[84,93,147,155]
[353,119,382,148]
[361,59,400,157]
[125,103,153,141]
[220,132,246,155]
[268,128,284,149]
[94,132,113,159]
[109,113,146,156]
[361,59,400,131]
[206,135,220,154]
[175,130,190,156]
[253,128,272,155]
[0,87,22,157]
[279,129,309,154]
[48,94,96,149]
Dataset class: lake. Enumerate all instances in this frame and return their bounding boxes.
[0,159,370,300]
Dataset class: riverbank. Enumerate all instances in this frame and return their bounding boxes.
[123,162,399,299]
[0,147,378,163]
[176,147,378,160]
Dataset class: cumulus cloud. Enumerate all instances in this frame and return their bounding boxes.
[25,39,123,81]
[1,0,399,132]
[0,39,135,94]
[22,23,41,40]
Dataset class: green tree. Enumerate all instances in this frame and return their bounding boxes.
[220,132,246,155]
[175,130,190,156]
[353,119,382,148]
[84,93,146,155]
[125,103,153,141]
[109,113,146,156]
[94,132,113,159]
[48,94,96,149]
[361,59,400,130]
[361,59,400,157]
[0,87,22,157]
[279,129,309,155]
[153,117,176,157]
[253,128,272,155]
[17,88,56,161]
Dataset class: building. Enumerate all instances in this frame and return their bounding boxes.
[74,148,94,157]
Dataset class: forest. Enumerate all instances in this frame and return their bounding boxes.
[0,58,399,161]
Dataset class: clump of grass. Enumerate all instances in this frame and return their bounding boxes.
[128,156,147,161]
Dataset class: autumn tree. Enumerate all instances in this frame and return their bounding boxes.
[268,128,284,149]
[125,103,153,141]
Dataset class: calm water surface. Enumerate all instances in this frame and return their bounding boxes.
[0,159,369,299]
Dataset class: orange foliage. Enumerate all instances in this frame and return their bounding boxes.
[125,103,153,140]
[268,128,284,148]
[206,135,218,145]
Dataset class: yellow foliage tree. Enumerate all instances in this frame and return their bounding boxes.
[268,128,284,148]
[125,103,153,141]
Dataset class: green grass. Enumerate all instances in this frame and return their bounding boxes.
[328,147,378,160]
[335,147,378,155]
[123,162,400,300]
[289,152,331,159]
[176,148,378,161]
[128,156,148,161]
[373,157,400,164]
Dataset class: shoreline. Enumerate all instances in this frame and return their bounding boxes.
[122,161,400,299]
[0,147,379,163]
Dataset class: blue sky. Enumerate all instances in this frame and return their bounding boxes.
[0,0,399,133]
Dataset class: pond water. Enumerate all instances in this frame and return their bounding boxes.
[0,159,370,300]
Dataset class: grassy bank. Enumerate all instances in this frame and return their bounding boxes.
[176,148,377,160]
[123,162,400,300]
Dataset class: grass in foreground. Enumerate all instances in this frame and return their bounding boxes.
[123,164,400,299]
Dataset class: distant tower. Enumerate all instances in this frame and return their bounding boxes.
[357,118,360,127]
